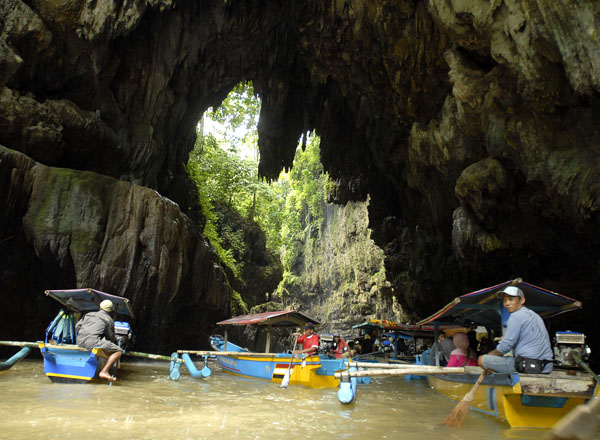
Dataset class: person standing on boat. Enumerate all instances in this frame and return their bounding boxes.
[293,322,320,356]
[331,334,350,359]
[478,286,553,374]
[75,299,123,382]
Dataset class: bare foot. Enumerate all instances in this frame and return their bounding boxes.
[99,371,116,382]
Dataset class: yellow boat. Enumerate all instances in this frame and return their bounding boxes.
[417,278,599,428]
[428,368,598,428]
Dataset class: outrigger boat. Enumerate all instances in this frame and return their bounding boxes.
[39,289,134,383]
[415,278,598,428]
[198,311,349,389]
[351,319,462,380]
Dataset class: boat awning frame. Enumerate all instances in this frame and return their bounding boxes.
[45,289,135,318]
[216,310,320,327]
[416,278,581,328]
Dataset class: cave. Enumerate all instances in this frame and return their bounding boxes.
[1,1,599,358]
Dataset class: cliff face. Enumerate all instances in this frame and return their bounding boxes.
[1,1,599,352]
[286,200,402,334]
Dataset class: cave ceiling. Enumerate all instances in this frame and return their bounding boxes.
[1,0,599,352]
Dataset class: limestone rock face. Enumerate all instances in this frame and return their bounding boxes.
[0,146,229,352]
[1,1,599,353]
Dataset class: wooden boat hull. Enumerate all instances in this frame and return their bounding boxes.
[216,353,344,389]
[211,335,344,388]
[428,370,598,428]
[40,343,106,383]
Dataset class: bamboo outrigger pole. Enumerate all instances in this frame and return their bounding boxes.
[0,341,41,349]
[347,361,445,369]
[125,351,180,362]
[335,366,471,378]
[177,350,280,357]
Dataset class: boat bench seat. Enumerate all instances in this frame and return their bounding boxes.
[519,372,596,397]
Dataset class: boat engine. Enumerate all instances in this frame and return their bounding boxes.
[115,321,135,350]
[553,331,590,369]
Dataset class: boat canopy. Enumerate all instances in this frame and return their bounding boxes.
[45,289,135,318]
[216,310,320,327]
[416,279,581,328]
[353,320,461,339]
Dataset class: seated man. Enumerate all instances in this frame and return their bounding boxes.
[76,299,123,382]
[478,286,553,374]
[331,334,350,359]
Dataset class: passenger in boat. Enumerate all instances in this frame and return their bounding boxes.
[352,339,363,356]
[430,333,454,366]
[361,332,373,354]
[75,299,123,382]
[331,334,350,359]
[293,322,320,356]
[478,286,553,374]
[447,332,478,367]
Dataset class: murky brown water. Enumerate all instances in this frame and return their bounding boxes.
[0,359,566,439]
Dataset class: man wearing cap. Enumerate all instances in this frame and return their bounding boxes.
[478,286,553,374]
[75,299,123,381]
[293,322,320,356]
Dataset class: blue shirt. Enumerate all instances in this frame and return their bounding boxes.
[497,306,553,369]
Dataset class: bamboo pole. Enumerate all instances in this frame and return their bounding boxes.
[0,340,41,349]
[177,350,280,357]
[348,361,432,369]
[386,359,412,364]
[335,366,469,378]
[125,351,179,362]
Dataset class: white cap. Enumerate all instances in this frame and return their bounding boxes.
[99,299,114,312]
[497,286,524,299]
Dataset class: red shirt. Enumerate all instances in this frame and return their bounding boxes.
[297,333,320,354]
[333,338,349,359]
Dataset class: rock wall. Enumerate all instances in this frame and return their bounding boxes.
[284,200,402,334]
[0,145,230,352]
[1,1,599,353]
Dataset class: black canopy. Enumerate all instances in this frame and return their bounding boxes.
[45,289,134,318]
[416,279,581,328]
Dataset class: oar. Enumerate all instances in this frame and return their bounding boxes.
[280,334,299,389]
[549,397,600,440]
[443,370,487,427]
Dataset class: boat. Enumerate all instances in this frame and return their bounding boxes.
[351,319,461,380]
[415,278,598,428]
[191,310,349,389]
[39,289,134,383]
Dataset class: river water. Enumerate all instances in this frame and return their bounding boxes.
[0,359,560,439]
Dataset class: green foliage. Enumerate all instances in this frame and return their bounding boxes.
[208,82,261,160]
[277,134,329,294]
[187,82,287,280]
[231,289,249,316]
[186,134,242,278]
[187,81,330,308]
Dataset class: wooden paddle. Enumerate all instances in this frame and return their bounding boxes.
[280,334,299,389]
[549,397,600,440]
[442,370,487,427]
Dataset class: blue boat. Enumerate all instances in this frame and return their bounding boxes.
[39,289,134,383]
[177,311,350,389]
